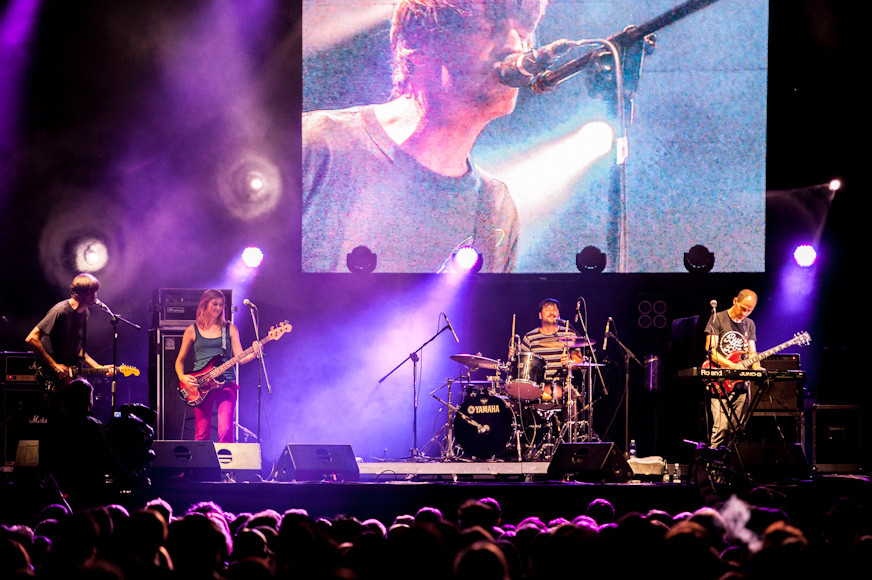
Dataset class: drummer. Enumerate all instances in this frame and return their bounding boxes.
[510,298,586,401]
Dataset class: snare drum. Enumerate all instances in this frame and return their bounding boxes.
[454,393,514,459]
[505,352,545,400]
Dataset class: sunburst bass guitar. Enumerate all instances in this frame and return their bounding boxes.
[178,321,292,407]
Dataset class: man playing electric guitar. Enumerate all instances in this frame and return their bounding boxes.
[25,273,115,394]
[175,289,259,443]
[704,289,763,447]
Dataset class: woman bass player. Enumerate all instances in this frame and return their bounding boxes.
[175,289,258,443]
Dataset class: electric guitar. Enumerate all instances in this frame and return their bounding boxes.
[35,362,140,392]
[703,331,811,395]
[178,321,292,407]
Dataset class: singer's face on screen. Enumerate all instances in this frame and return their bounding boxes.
[434,17,533,117]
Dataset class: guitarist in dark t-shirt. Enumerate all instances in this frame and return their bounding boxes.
[25,273,115,392]
[704,289,762,447]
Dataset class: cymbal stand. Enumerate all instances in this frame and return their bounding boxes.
[570,298,608,442]
[425,376,460,460]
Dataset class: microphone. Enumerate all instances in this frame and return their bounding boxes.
[95,299,112,314]
[494,39,575,87]
[710,300,717,310]
[444,314,460,343]
[243,298,257,309]
[602,317,612,351]
[556,318,570,326]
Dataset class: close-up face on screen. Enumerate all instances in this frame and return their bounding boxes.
[301,0,768,274]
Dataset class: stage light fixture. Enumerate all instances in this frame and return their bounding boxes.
[452,246,482,272]
[346,245,377,273]
[793,244,817,267]
[575,246,607,273]
[241,246,264,268]
[683,244,714,273]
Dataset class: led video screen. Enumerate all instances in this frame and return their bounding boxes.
[302,0,767,273]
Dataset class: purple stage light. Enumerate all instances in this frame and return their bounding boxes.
[241,246,264,268]
[453,246,481,272]
[793,244,817,267]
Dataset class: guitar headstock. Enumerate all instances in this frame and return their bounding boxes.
[117,364,140,378]
[268,321,293,341]
[794,331,811,347]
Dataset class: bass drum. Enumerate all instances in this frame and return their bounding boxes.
[454,393,515,459]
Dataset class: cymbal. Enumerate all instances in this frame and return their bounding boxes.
[450,353,500,370]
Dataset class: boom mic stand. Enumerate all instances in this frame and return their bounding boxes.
[246,302,272,443]
[99,302,141,415]
[379,321,455,460]
[528,0,725,271]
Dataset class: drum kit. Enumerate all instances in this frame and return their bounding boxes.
[432,338,604,461]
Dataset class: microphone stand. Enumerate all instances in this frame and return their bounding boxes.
[530,0,725,271]
[247,304,271,443]
[379,322,454,460]
[100,304,141,415]
[607,328,641,454]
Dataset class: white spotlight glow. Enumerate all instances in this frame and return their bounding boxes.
[828,178,842,192]
[793,244,817,267]
[241,246,264,268]
[74,238,108,272]
[453,246,481,271]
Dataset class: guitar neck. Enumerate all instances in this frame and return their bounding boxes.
[209,337,272,378]
[76,366,111,376]
[738,340,796,369]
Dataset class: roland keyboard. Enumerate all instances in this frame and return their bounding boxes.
[678,367,806,382]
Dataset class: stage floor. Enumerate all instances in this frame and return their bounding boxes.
[2,459,869,529]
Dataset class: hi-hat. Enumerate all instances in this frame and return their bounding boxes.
[450,353,501,370]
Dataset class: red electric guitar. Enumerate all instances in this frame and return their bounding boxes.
[178,321,292,407]
[703,331,811,395]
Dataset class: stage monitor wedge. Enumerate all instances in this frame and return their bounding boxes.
[151,440,222,482]
[271,444,359,482]
[547,442,633,483]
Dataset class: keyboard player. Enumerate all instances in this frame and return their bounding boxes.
[704,289,763,447]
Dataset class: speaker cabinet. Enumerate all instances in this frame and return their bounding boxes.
[214,442,262,481]
[813,404,861,473]
[151,440,222,481]
[2,387,48,464]
[728,442,810,483]
[546,442,633,483]
[271,444,359,482]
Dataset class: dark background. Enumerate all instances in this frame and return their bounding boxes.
[0,0,866,469]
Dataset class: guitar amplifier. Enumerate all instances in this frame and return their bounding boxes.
[756,354,804,411]
[154,289,233,328]
[2,352,37,385]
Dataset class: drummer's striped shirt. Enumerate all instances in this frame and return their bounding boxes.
[520,326,580,382]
